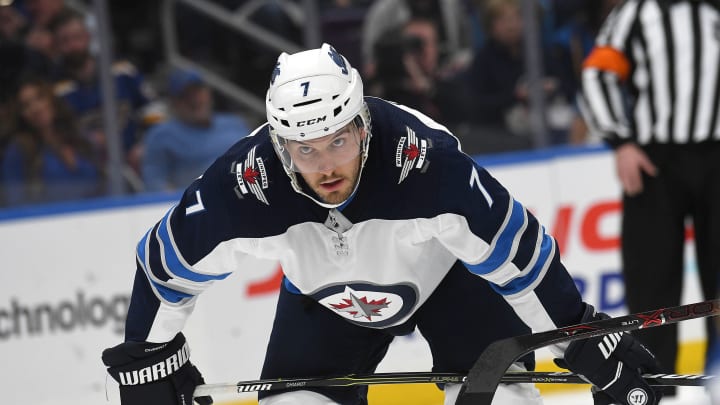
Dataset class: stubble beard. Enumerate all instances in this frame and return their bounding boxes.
[315,175,353,205]
[311,162,361,205]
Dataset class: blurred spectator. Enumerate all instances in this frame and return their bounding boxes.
[0,73,17,206]
[0,38,53,106]
[23,0,70,60]
[371,18,465,123]
[1,77,104,206]
[141,69,249,192]
[0,3,26,41]
[108,0,164,75]
[548,0,620,144]
[0,5,54,181]
[463,0,567,142]
[470,0,556,50]
[0,1,54,101]
[49,9,162,178]
[0,90,14,156]
[318,0,373,67]
[24,0,65,27]
[361,0,473,79]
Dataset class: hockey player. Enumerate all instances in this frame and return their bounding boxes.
[102,44,662,405]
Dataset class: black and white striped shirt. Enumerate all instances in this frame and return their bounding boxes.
[582,0,720,146]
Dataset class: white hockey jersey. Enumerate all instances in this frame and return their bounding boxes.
[126,97,584,345]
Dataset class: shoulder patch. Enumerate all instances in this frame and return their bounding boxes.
[234,145,270,205]
[395,126,428,184]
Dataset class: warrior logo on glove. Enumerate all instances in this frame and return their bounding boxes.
[627,388,648,405]
[118,342,190,385]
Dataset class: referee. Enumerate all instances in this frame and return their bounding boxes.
[581,0,720,397]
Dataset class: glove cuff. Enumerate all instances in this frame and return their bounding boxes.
[103,333,191,386]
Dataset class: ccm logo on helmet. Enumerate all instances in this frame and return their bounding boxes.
[297,116,327,126]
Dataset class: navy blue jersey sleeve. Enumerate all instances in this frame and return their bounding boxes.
[430,149,584,338]
[124,132,278,343]
[125,176,236,342]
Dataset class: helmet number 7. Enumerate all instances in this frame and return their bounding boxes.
[300,81,310,97]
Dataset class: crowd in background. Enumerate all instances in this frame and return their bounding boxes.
[0,0,617,207]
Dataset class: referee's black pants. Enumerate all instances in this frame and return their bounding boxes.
[622,143,720,389]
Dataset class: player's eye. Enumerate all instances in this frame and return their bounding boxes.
[298,145,315,155]
[331,137,346,148]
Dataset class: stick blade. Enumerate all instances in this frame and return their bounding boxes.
[456,338,526,405]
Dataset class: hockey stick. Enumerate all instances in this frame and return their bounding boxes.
[194,299,720,400]
[456,298,720,405]
[193,371,714,398]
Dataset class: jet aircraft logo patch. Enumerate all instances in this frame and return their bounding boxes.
[395,126,427,184]
[235,146,269,205]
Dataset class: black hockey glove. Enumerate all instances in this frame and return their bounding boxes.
[102,332,212,405]
[554,304,663,405]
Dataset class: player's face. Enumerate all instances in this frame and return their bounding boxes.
[288,123,365,205]
[18,84,54,130]
[174,85,213,126]
[490,4,523,46]
[55,19,91,65]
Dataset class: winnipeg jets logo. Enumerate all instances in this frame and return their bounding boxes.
[330,290,390,320]
[327,45,348,75]
[395,126,427,184]
[313,283,418,327]
[270,62,280,84]
[235,146,269,205]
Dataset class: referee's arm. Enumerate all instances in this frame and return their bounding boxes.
[582,45,658,196]
[582,46,633,148]
[580,0,639,148]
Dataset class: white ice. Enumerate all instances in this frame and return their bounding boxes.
[544,386,713,405]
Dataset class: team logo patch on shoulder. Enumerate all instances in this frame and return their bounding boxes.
[395,126,427,184]
[234,146,269,205]
[312,283,418,328]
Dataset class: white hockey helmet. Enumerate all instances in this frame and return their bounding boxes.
[266,43,372,207]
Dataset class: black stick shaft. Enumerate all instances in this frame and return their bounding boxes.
[193,371,714,397]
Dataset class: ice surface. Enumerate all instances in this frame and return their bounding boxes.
[543,386,712,405]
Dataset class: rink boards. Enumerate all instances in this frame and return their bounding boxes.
[0,144,708,405]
